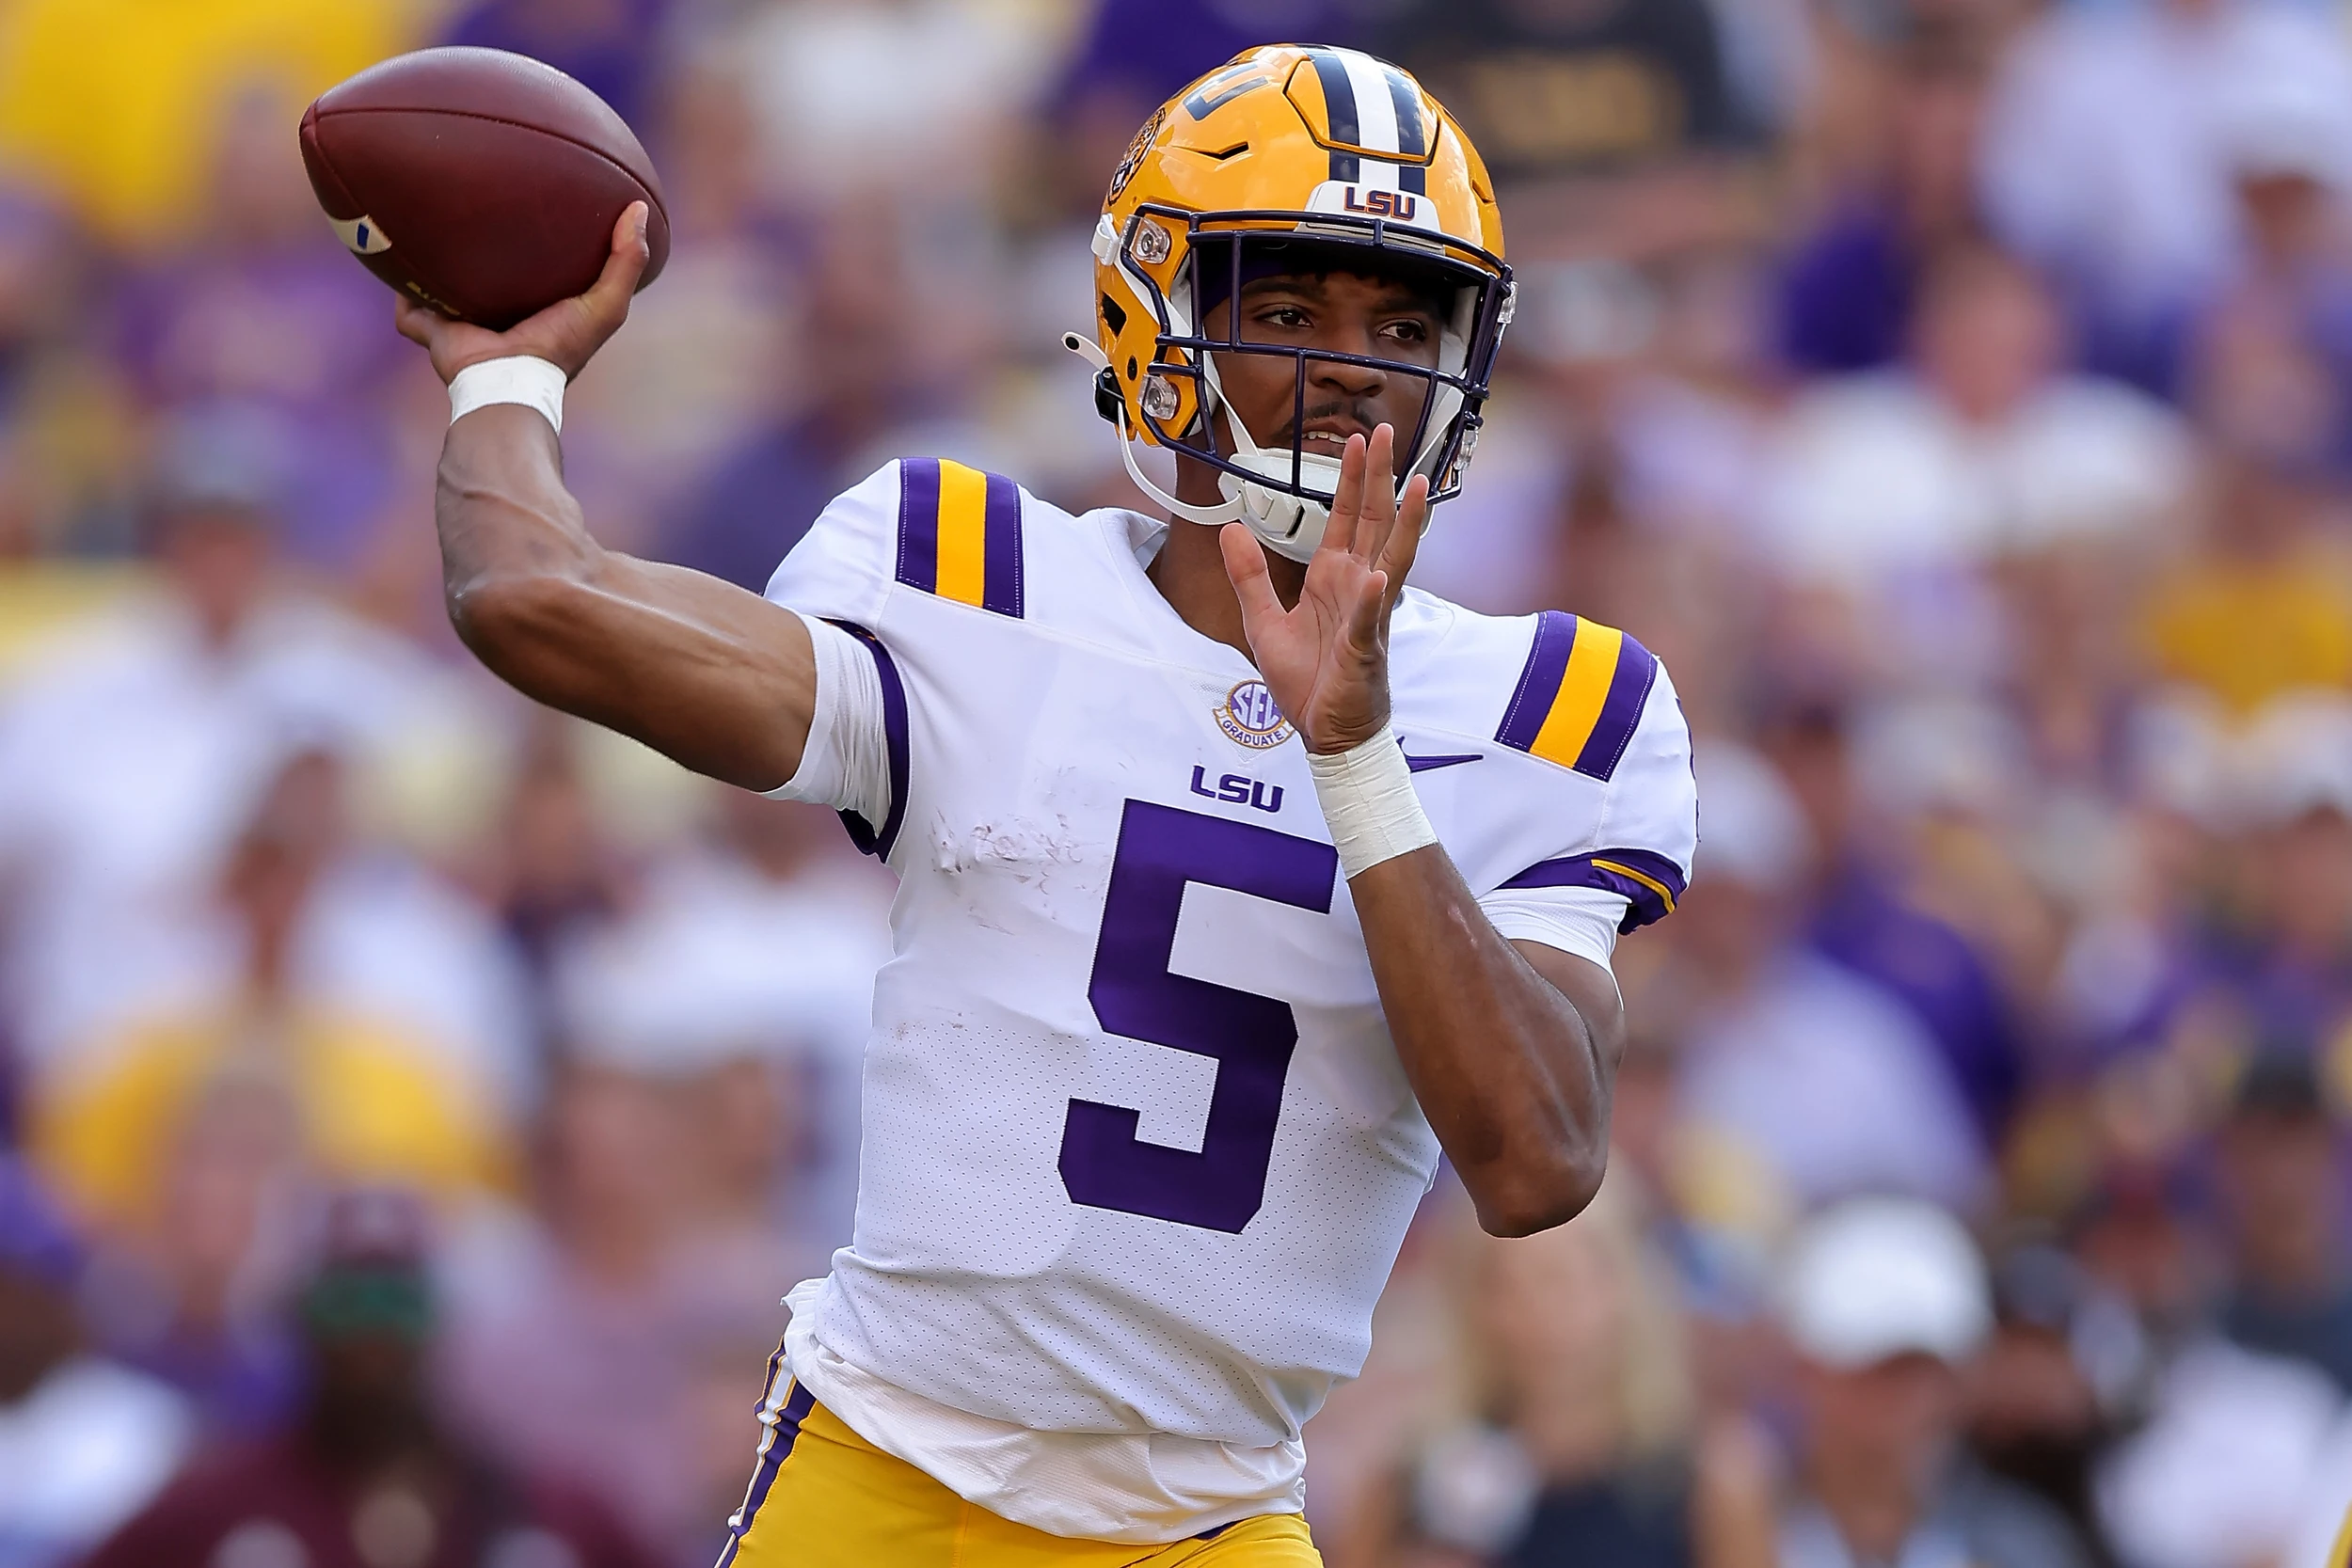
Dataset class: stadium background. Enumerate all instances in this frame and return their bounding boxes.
[1,0,2350,1563]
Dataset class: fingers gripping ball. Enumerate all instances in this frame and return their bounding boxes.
[300,47,669,330]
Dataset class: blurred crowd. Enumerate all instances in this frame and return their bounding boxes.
[1,0,2351,1565]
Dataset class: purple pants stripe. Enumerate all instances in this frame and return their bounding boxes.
[719,1378,817,1563]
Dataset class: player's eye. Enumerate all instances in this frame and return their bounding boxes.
[1255,305,1311,331]
[1380,318,1433,345]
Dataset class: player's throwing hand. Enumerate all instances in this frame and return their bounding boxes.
[394,201,651,387]
[1219,422,1429,754]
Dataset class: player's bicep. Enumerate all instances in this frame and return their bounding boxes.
[528,551,820,791]
[1510,938,1626,1067]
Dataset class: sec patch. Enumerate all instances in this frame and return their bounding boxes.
[1216,679,1292,750]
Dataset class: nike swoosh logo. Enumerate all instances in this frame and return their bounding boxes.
[1400,747,1485,773]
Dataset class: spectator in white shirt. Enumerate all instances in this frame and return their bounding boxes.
[0,407,507,1085]
[1766,245,2195,593]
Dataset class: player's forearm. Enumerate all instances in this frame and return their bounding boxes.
[435,406,604,657]
[1350,848,1619,1237]
[434,407,818,789]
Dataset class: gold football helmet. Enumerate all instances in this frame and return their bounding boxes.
[1069,45,1512,562]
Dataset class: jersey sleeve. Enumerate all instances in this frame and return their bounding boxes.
[759,462,911,855]
[755,455,1035,864]
[763,612,898,844]
[1478,657,1698,967]
[762,459,905,627]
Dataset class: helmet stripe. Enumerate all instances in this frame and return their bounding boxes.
[1338,50,1402,157]
[1383,68,1425,157]
[1308,49,1361,182]
[1382,66,1429,195]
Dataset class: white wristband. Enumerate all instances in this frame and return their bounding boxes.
[1308,724,1439,879]
[449,355,565,434]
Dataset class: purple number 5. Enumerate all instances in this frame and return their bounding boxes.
[1059,799,1338,1233]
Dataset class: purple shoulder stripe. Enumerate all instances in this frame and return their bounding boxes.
[895,457,942,594]
[981,469,1025,618]
[1571,633,1660,782]
[1496,610,1578,753]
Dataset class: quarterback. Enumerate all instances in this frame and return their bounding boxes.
[395,45,1696,1568]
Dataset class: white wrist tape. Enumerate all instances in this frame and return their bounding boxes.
[448,356,565,434]
[1308,724,1438,879]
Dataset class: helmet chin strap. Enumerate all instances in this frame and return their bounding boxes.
[1062,332,1238,529]
[1217,458,1341,564]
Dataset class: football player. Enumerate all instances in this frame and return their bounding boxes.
[395,45,1696,1568]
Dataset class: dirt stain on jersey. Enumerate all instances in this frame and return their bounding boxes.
[930,811,1090,928]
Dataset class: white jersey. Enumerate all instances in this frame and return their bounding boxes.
[760,458,1697,1538]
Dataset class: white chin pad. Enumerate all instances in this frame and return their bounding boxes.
[1219,451,1343,563]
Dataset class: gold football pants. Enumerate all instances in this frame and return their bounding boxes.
[716,1381,1321,1568]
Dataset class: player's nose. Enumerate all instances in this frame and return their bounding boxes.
[1306,340,1386,400]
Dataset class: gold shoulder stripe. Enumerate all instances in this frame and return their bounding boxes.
[1530,620,1624,769]
[891,457,1026,618]
[1494,611,1661,783]
[932,460,990,608]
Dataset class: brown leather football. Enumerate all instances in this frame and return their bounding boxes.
[299,47,669,330]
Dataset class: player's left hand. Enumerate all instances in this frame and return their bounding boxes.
[1221,424,1427,755]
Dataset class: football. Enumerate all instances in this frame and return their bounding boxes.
[299,47,670,330]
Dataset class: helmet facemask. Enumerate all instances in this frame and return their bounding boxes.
[1101,205,1512,563]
